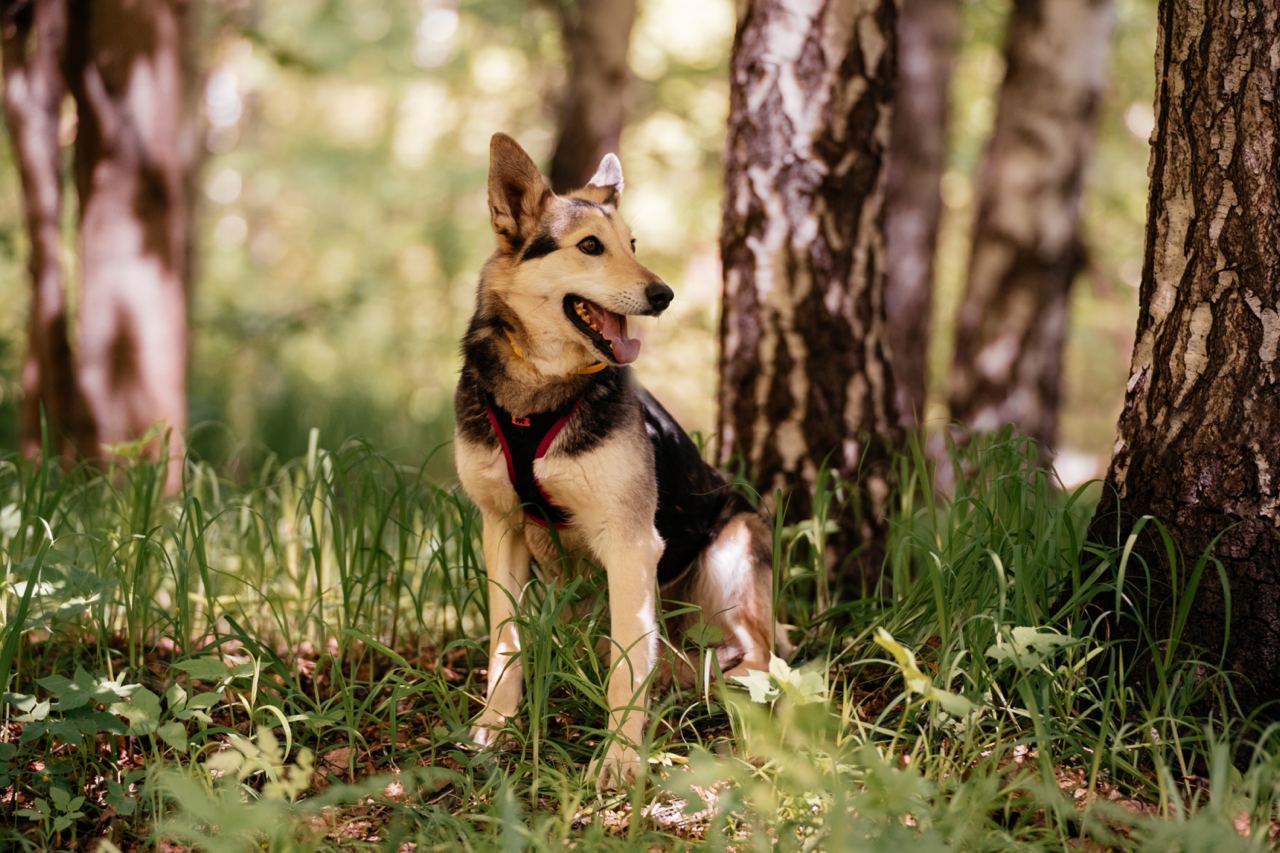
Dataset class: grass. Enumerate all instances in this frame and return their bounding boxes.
[0,429,1277,850]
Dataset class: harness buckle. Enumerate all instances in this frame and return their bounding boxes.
[511,414,531,427]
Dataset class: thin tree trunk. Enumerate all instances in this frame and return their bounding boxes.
[884,0,958,428]
[1,0,89,458]
[547,0,637,193]
[1091,1,1280,707]
[948,0,1113,453]
[65,0,192,491]
[718,0,900,584]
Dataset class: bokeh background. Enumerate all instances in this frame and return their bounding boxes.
[0,0,1156,481]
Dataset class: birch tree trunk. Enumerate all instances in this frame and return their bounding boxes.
[718,0,900,582]
[884,0,958,428]
[1,0,92,459]
[64,0,192,492]
[547,0,637,193]
[1091,1,1280,707]
[948,0,1113,453]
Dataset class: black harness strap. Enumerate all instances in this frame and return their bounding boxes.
[483,392,581,528]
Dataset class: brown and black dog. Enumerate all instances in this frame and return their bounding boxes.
[454,134,780,785]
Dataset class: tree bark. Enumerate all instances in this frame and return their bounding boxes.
[883,0,958,428]
[718,0,900,583]
[948,0,1113,454]
[64,0,192,491]
[1091,0,1280,707]
[1,0,90,459]
[547,0,638,193]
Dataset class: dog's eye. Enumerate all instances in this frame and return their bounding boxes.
[577,236,603,256]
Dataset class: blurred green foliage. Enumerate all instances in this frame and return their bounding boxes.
[0,0,1156,478]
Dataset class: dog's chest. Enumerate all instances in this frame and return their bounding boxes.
[454,434,520,516]
[454,432,575,519]
[455,427,648,532]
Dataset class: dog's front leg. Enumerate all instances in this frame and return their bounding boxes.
[471,514,530,747]
[592,525,662,788]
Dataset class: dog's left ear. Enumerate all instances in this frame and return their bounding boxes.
[577,153,624,206]
[488,133,552,252]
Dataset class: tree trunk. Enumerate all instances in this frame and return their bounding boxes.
[1090,0,1280,708]
[883,0,958,428]
[547,0,637,193]
[62,0,192,491]
[948,0,1113,454]
[718,0,900,584]
[1,0,90,459]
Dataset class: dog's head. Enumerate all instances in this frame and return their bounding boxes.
[482,133,672,368]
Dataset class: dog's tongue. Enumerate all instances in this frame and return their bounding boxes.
[590,305,642,364]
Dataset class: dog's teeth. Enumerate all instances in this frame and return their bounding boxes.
[573,299,603,333]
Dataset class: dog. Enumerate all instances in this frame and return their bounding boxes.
[454,133,779,786]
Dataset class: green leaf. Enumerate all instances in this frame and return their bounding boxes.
[82,710,128,737]
[20,722,49,741]
[3,692,38,714]
[51,668,99,711]
[48,719,88,742]
[768,654,827,705]
[171,658,233,682]
[0,503,20,539]
[685,622,724,647]
[49,785,71,811]
[174,689,222,722]
[874,628,978,718]
[106,780,137,816]
[16,699,50,723]
[165,682,188,711]
[111,686,162,735]
[185,691,222,710]
[158,721,189,751]
[985,626,1073,669]
[731,668,778,704]
[36,674,73,695]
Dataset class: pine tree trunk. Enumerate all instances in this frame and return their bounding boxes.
[948,0,1113,453]
[884,0,958,428]
[718,0,900,582]
[1,0,91,459]
[65,0,192,491]
[547,0,637,193]
[1091,1,1280,707]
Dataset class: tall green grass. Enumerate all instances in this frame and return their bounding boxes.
[0,431,1275,850]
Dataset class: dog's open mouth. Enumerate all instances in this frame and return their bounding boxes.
[564,295,641,365]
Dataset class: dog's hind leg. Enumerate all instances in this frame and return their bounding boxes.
[471,514,531,747]
[686,512,778,681]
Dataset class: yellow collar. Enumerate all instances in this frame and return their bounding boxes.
[504,328,608,376]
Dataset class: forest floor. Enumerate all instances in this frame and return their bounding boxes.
[1,433,1277,851]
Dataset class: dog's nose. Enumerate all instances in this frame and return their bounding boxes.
[646,282,674,314]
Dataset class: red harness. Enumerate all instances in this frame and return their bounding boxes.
[483,392,582,528]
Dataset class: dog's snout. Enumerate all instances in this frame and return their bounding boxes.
[645,282,674,314]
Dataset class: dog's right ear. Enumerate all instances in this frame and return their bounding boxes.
[488,133,551,252]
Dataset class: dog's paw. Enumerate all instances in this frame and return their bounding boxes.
[590,743,644,791]
[469,712,517,749]
[469,723,500,748]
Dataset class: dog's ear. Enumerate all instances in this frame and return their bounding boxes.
[488,133,551,251]
[577,153,624,207]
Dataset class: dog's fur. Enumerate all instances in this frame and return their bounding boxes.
[454,134,778,786]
